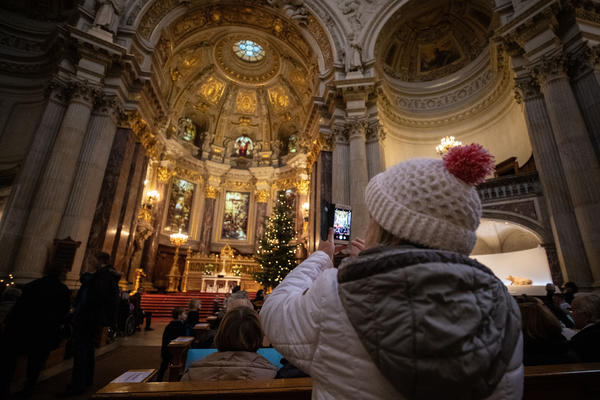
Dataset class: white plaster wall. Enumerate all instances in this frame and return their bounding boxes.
[382,98,532,169]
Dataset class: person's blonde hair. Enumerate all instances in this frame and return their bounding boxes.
[365,218,415,248]
[215,306,263,352]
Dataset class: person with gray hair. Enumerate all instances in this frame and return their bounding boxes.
[569,293,600,362]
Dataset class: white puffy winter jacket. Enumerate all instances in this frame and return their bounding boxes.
[260,250,524,400]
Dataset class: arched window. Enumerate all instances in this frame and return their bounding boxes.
[232,40,265,62]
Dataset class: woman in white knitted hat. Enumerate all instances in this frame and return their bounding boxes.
[260,144,523,400]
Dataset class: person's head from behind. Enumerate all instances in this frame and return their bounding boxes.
[172,307,186,322]
[517,297,562,341]
[95,251,110,268]
[188,299,201,312]
[226,297,253,312]
[562,281,578,295]
[363,144,494,254]
[215,306,263,352]
[255,289,265,300]
[1,286,22,303]
[232,285,241,294]
[570,293,600,330]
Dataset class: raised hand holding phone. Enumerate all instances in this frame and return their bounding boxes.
[318,228,335,261]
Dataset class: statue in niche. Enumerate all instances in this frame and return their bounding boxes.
[271,139,283,160]
[234,135,254,157]
[202,131,215,152]
[93,0,121,35]
[177,117,196,142]
[348,34,363,72]
[128,221,154,281]
[287,134,298,153]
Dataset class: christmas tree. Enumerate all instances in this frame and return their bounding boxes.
[254,192,298,289]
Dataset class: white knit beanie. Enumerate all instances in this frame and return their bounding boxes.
[364,144,494,255]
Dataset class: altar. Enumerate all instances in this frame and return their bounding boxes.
[181,244,261,293]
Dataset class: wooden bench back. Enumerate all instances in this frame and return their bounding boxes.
[94,363,600,399]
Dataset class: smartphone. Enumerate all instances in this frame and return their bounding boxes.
[333,204,352,244]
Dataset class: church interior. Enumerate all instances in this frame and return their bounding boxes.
[1,0,600,397]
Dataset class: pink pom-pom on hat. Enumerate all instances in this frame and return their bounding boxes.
[443,143,495,185]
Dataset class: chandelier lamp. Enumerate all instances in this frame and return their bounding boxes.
[435,136,462,155]
[167,228,189,292]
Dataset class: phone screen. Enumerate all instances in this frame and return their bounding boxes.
[333,207,351,241]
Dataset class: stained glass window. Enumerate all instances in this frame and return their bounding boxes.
[221,191,250,240]
[166,178,195,233]
[233,40,265,62]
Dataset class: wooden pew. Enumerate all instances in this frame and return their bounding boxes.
[166,337,195,382]
[93,378,313,399]
[94,363,600,399]
[523,362,600,399]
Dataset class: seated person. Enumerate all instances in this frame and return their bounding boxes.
[517,296,578,366]
[184,299,202,336]
[181,306,277,381]
[252,289,265,312]
[157,307,187,381]
[569,293,600,362]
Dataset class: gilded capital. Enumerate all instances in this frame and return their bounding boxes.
[205,185,218,199]
[157,166,173,182]
[295,179,310,195]
[255,189,270,203]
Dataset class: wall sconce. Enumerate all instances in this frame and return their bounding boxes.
[144,189,160,210]
[302,202,310,220]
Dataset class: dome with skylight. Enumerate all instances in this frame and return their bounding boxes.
[233,40,265,62]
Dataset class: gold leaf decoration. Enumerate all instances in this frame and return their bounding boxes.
[268,85,290,112]
[199,76,226,104]
[236,90,257,114]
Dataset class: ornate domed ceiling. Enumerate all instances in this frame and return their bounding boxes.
[379,0,492,82]
[148,4,319,165]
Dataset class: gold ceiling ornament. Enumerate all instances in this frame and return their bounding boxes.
[204,185,219,199]
[170,67,182,82]
[255,189,270,203]
[268,85,291,111]
[239,116,251,127]
[235,90,257,114]
[198,76,226,104]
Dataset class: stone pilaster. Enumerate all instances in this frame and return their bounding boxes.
[56,94,121,283]
[12,82,96,283]
[366,121,386,180]
[531,53,600,285]
[331,127,349,205]
[348,119,369,239]
[515,75,593,286]
[0,81,68,276]
[568,44,600,162]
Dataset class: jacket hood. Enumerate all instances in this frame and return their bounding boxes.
[337,246,521,400]
[186,351,278,381]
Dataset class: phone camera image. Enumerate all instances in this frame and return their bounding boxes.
[333,208,351,241]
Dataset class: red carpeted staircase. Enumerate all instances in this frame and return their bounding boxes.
[140,292,255,320]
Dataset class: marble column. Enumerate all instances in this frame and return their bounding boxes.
[56,95,120,283]
[348,120,370,239]
[0,82,67,276]
[254,195,268,250]
[12,83,95,283]
[515,76,592,285]
[198,185,217,255]
[141,180,167,282]
[569,47,600,162]
[331,127,349,205]
[534,55,600,285]
[83,128,136,273]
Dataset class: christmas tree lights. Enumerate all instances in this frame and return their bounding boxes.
[254,192,298,289]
